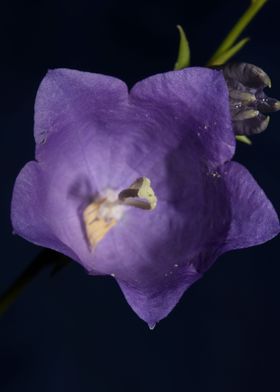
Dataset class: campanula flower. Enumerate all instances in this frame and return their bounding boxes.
[11,67,279,327]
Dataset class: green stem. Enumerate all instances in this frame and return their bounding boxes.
[0,249,70,316]
[208,37,250,66]
[208,0,267,65]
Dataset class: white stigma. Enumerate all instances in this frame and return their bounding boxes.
[98,189,126,221]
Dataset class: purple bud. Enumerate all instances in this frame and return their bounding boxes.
[222,63,280,135]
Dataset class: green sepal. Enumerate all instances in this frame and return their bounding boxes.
[236,135,252,145]
[174,25,191,70]
[208,37,250,66]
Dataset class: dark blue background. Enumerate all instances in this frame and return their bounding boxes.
[1,1,280,391]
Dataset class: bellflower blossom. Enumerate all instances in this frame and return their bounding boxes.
[11,67,279,327]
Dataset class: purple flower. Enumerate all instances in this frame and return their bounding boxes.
[11,67,279,327]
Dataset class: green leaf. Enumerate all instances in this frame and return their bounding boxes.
[174,25,191,70]
[236,135,252,145]
[208,0,267,65]
[209,37,250,66]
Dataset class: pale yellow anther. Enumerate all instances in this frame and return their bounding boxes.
[83,200,116,248]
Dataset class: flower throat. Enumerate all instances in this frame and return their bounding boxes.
[83,176,157,248]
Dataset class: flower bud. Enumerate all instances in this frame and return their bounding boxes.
[222,63,280,135]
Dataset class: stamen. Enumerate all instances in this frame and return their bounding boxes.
[83,199,117,248]
[118,176,157,210]
[229,90,256,103]
[256,96,280,113]
[233,113,270,135]
[83,177,157,248]
[234,109,259,121]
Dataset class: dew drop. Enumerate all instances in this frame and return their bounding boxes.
[209,170,221,178]
[149,323,156,330]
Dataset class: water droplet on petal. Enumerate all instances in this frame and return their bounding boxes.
[149,323,156,330]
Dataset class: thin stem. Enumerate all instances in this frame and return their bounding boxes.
[208,37,250,66]
[208,0,267,65]
[0,249,70,316]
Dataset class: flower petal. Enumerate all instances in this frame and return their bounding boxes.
[34,69,137,191]
[220,161,280,251]
[34,68,129,147]
[117,265,202,328]
[11,161,79,263]
[130,67,236,166]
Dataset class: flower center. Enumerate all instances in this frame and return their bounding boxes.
[83,176,157,248]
